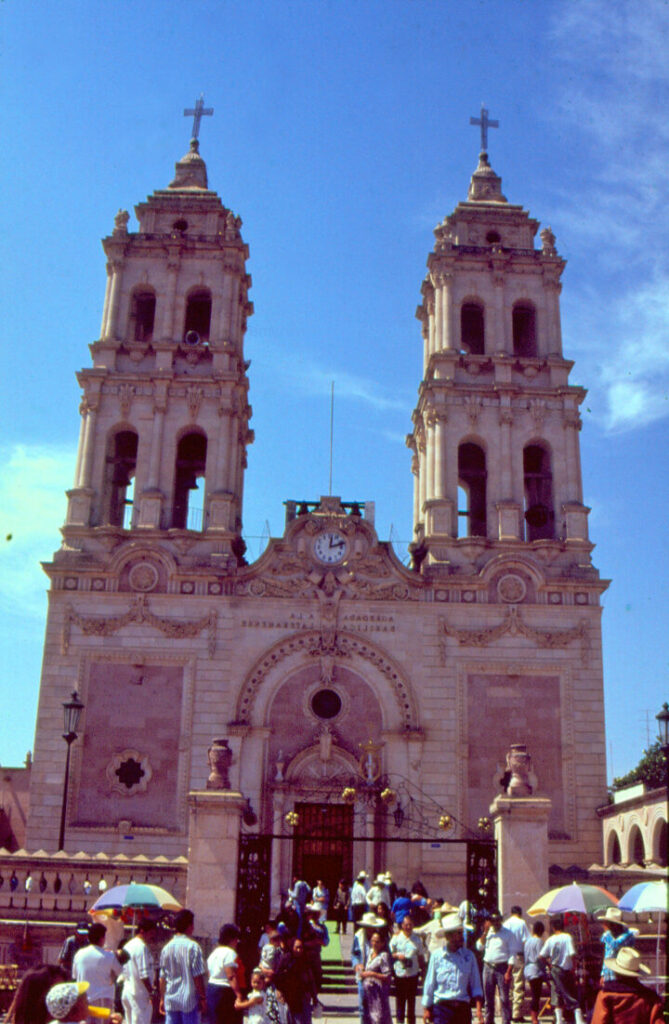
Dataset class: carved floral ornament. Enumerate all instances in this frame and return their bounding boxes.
[443,604,588,657]
[62,595,217,657]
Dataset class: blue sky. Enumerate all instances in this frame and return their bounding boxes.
[1,0,668,785]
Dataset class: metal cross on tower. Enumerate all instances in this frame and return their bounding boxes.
[184,94,214,140]
[469,105,499,152]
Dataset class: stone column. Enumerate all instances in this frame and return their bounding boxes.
[186,790,246,938]
[434,283,443,355]
[490,744,551,915]
[79,401,99,490]
[105,260,123,341]
[160,257,180,342]
[138,389,168,528]
[442,272,455,350]
[271,788,287,916]
[434,416,446,497]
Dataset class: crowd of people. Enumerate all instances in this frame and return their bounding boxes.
[1,872,663,1024]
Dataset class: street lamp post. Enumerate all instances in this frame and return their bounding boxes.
[656,702,669,868]
[58,690,85,852]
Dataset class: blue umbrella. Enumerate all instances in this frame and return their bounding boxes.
[617,880,667,913]
[617,879,666,991]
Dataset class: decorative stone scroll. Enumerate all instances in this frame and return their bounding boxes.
[62,595,217,656]
[443,605,588,657]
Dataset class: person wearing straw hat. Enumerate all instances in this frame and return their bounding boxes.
[590,948,662,1024]
[422,912,483,1024]
[415,901,455,959]
[351,872,369,927]
[353,913,386,1023]
[595,908,637,985]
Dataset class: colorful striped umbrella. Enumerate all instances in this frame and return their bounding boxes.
[527,881,618,917]
[89,882,182,915]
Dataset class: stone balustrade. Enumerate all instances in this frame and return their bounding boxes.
[0,848,187,922]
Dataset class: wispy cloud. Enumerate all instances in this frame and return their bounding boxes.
[550,0,669,434]
[0,444,75,618]
[274,358,408,413]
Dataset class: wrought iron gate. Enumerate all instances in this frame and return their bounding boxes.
[466,839,497,914]
[237,834,272,937]
[236,832,496,937]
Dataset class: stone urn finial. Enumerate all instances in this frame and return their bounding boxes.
[207,737,233,790]
[502,743,534,796]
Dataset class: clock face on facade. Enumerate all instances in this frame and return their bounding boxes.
[313,530,347,564]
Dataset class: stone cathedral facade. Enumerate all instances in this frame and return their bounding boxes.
[25,133,608,907]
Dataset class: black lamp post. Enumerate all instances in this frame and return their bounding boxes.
[58,690,84,851]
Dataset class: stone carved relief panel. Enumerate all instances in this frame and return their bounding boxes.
[442,606,589,662]
[62,595,217,657]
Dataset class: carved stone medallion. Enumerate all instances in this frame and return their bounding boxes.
[497,573,526,604]
[128,561,160,593]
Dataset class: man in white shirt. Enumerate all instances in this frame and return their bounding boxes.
[476,910,513,1024]
[350,871,368,927]
[539,916,585,1024]
[503,906,530,1022]
[120,917,156,1024]
[72,922,122,1012]
[366,873,390,909]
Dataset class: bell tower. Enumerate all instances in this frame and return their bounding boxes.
[408,131,592,579]
[64,114,253,567]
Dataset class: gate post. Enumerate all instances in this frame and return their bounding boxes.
[490,743,551,914]
[186,790,246,939]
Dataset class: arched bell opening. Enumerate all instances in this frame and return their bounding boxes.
[458,442,487,537]
[183,288,212,346]
[103,428,138,527]
[460,301,485,355]
[512,301,537,357]
[172,431,207,529]
[128,288,156,343]
[523,443,555,541]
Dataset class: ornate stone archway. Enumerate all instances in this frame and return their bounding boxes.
[233,629,418,730]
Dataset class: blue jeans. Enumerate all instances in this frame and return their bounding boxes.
[165,1009,200,1024]
[433,1002,472,1024]
[483,963,510,1024]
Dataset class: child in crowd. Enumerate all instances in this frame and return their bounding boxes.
[236,968,269,1024]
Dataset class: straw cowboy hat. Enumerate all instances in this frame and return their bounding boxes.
[596,907,623,923]
[359,912,386,928]
[604,948,651,978]
[437,912,474,935]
